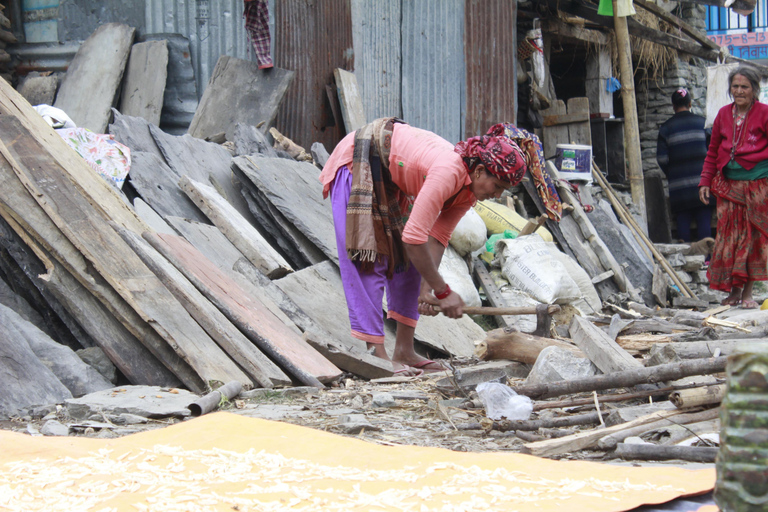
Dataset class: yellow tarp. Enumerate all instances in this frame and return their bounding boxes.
[0,412,714,511]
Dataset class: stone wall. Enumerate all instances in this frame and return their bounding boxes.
[637,4,709,176]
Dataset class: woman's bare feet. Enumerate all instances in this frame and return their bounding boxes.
[740,281,758,309]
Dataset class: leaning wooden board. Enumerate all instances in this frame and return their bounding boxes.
[116,225,291,388]
[0,115,251,391]
[146,232,342,385]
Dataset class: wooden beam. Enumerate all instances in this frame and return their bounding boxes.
[569,316,643,373]
[542,18,609,46]
[633,0,719,51]
[542,111,590,127]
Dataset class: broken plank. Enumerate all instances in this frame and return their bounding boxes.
[146,232,341,386]
[542,111,590,127]
[188,55,294,141]
[116,225,290,388]
[0,115,250,390]
[473,260,513,328]
[119,40,169,127]
[54,23,135,133]
[334,68,366,133]
[179,175,292,279]
[541,99,568,159]
[570,316,644,373]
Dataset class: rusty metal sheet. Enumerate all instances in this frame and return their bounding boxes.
[464,0,517,138]
[273,0,353,152]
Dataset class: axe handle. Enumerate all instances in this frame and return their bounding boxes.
[435,305,560,316]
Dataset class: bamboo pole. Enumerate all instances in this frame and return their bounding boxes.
[612,0,647,226]
[592,161,697,299]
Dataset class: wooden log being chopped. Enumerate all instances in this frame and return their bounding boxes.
[513,357,727,399]
[522,409,683,457]
[179,175,292,279]
[614,443,718,463]
[670,385,726,409]
[475,328,581,364]
[597,407,720,450]
[570,316,644,373]
[145,232,342,386]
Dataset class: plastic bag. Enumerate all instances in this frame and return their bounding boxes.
[476,382,533,421]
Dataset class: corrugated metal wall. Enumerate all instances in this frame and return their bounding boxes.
[351,0,401,122]
[401,0,465,144]
[464,0,517,138]
[273,0,353,151]
[145,0,255,98]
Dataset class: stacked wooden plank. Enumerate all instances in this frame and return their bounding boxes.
[0,73,346,393]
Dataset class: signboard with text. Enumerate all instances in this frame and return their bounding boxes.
[708,31,768,60]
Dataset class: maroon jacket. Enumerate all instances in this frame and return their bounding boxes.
[700,101,768,187]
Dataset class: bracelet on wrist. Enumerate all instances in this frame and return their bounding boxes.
[434,284,451,300]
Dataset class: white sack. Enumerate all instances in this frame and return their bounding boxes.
[497,234,582,304]
[439,245,482,307]
[449,207,487,256]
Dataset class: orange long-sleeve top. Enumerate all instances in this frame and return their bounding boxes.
[320,124,475,247]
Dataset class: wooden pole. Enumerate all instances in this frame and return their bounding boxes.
[612,0,647,227]
[512,356,727,399]
[592,162,698,299]
[614,442,718,463]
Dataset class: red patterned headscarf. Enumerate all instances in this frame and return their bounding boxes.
[454,129,526,185]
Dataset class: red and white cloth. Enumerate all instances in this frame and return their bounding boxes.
[244,0,273,69]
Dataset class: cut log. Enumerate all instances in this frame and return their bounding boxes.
[614,442,718,463]
[54,23,135,133]
[649,340,739,363]
[179,175,292,279]
[597,407,720,450]
[522,409,683,457]
[569,316,644,373]
[533,382,707,411]
[116,225,290,388]
[475,328,581,364]
[670,385,726,409]
[512,357,728,399]
[145,232,342,386]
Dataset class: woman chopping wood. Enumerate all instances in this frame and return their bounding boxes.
[320,118,526,375]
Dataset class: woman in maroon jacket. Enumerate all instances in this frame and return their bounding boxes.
[699,67,768,308]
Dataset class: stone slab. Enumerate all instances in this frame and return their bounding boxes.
[17,73,58,106]
[54,23,135,133]
[188,55,294,141]
[119,40,169,127]
[524,346,600,386]
[65,385,196,420]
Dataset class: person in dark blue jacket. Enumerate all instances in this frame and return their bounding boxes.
[657,88,713,242]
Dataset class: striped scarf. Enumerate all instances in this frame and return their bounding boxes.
[346,117,408,278]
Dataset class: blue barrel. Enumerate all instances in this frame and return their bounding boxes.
[22,0,60,43]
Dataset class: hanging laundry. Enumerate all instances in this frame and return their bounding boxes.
[244,0,274,69]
